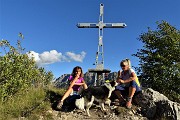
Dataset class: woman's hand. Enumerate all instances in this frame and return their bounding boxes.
[120,79,125,84]
[117,79,125,84]
[75,73,80,79]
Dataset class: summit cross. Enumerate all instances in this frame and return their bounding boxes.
[77,3,127,70]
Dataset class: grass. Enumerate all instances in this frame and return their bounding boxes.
[0,85,65,120]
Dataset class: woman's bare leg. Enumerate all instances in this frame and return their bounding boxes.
[126,87,136,108]
[61,87,73,101]
[57,87,73,109]
[83,83,88,89]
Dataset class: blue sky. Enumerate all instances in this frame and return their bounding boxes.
[1,0,180,79]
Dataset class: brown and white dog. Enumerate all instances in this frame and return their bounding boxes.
[75,80,118,116]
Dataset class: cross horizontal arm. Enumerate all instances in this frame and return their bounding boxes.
[77,23,98,28]
[104,23,127,28]
[77,23,127,28]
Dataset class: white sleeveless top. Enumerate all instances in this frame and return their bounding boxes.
[120,68,135,80]
[116,68,141,89]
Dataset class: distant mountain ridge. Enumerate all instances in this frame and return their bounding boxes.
[54,72,118,88]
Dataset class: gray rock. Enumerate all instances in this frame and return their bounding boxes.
[136,88,180,120]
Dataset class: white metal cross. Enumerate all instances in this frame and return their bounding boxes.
[77,3,127,70]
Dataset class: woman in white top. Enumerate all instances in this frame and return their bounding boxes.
[115,59,141,109]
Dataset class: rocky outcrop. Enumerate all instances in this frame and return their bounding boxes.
[135,88,180,120]
[36,87,180,120]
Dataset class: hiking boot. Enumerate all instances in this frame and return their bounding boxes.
[57,100,63,109]
[126,97,132,109]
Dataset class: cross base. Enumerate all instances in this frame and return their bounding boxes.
[88,68,111,86]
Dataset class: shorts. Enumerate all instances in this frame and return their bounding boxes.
[70,91,79,96]
[116,80,142,96]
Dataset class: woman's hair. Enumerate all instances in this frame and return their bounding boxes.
[120,58,131,69]
[71,66,84,78]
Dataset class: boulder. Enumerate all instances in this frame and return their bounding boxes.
[135,88,180,120]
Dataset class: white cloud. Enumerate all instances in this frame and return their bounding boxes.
[66,51,86,62]
[27,51,41,62]
[26,50,86,66]
[39,50,63,64]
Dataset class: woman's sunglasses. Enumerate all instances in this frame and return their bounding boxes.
[121,65,126,67]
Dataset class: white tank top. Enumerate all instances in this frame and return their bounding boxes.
[120,68,135,80]
[119,68,141,87]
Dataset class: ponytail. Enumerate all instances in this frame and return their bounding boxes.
[126,58,131,68]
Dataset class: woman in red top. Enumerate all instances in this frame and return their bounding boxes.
[57,66,88,109]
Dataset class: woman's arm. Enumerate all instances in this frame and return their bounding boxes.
[74,79,88,89]
[82,80,88,89]
[120,72,136,84]
[68,76,79,88]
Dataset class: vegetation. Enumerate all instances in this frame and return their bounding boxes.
[0,21,179,119]
[0,34,56,119]
[133,21,180,102]
[0,34,53,101]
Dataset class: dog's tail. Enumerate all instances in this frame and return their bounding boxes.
[75,97,85,110]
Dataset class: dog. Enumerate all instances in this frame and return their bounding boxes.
[75,80,118,116]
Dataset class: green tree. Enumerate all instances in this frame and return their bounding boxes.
[133,21,180,102]
[0,34,54,101]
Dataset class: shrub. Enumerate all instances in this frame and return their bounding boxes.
[0,34,53,102]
